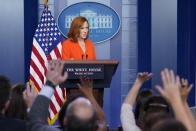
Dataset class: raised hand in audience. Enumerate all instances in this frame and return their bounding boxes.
[23,82,37,111]
[155,69,181,102]
[179,78,193,103]
[124,72,152,106]
[155,68,194,131]
[77,77,107,131]
[46,59,68,86]
[179,78,196,129]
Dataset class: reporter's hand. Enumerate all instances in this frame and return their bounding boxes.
[155,68,181,103]
[179,78,193,103]
[23,82,37,109]
[77,77,93,98]
[136,72,152,84]
[46,60,68,86]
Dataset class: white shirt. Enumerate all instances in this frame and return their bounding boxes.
[120,103,141,131]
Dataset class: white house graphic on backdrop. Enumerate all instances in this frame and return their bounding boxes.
[65,10,112,29]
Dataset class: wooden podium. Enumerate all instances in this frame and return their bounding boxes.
[60,60,119,107]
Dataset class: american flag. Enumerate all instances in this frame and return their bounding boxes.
[29,5,66,125]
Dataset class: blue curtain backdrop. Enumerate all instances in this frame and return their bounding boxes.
[24,0,38,82]
[138,0,195,106]
[177,0,196,106]
[138,0,152,89]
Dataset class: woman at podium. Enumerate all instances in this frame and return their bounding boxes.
[61,16,103,107]
[62,16,96,60]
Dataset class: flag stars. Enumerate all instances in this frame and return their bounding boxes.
[34,8,63,56]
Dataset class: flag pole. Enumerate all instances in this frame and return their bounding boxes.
[44,0,49,8]
[44,0,49,59]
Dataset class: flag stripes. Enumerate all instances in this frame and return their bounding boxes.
[29,5,66,125]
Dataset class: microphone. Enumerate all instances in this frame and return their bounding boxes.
[86,54,88,60]
[81,54,84,60]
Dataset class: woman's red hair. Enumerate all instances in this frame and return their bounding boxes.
[67,16,89,42]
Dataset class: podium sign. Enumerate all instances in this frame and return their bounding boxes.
[64,64,104,79]
[60,60,119,88]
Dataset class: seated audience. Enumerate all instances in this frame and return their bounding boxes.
[5,82,37,120]
[0,75,26,131]
[58,94,84,129]
[58,77,107,131]
[5,83,27,119]
[134,89,154,127]
[139,95,170,129]
[150,119,187,131]
[65,97,98,131]
[143,112,172,131]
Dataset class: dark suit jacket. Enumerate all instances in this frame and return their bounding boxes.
[27,95,61,131]
[0,114,26,131]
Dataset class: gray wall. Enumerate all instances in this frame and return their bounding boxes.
[121,0,137,103]
[151,0,177,87]
[0,0,24,84]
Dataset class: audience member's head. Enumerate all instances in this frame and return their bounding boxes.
[58,94,84,128]
[138,95,170,129]
[150,119,187,131]
[144,95,169,113]
[134,88,154,120]
[5,83,27,119]
[143,112,172,131]
[0,75,11,114]
[65,97,98,131]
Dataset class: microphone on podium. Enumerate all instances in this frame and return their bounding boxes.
[86,54,88,60]
[81,54,84,60]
